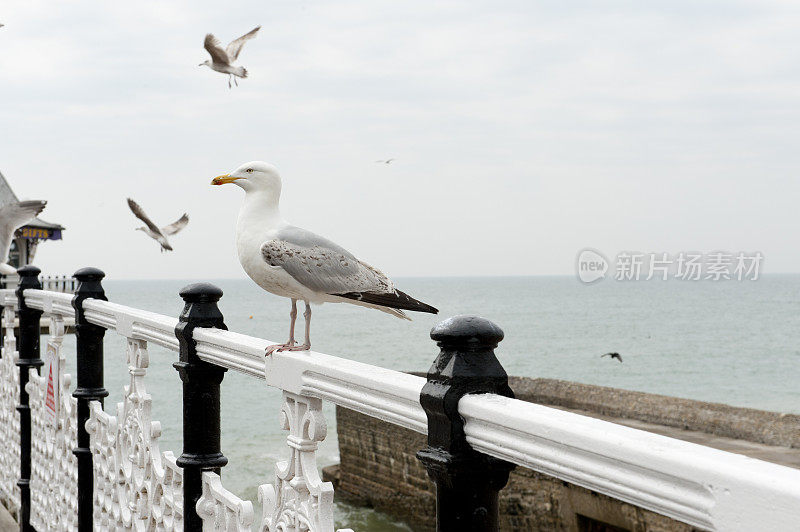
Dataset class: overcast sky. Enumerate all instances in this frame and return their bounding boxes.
[1,1,799,279]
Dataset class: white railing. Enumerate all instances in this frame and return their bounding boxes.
[0,274,77,293]
[2,286,800,531]
[0,302,20,516]
[27,312,79,531]
[86,338,184,530]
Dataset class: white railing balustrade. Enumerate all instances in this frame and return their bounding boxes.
[196,473,254,531]
[0,302,21,516]
[0,274,77,293]
[2,278,800,531]
[86,338,184,530]
[39,275,77,293]
[27,314,79,531]
[260,392,335,531]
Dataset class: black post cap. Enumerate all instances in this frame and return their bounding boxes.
[16,265,41,279]
[73,267,106,282]
[179,283,224,304]
[430,315,504,349]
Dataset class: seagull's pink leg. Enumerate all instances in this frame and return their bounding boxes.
[287,299,298,344]
[265,299,299,356]
[265,301,311,355]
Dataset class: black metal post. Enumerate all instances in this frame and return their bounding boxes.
[417,315,516,532]
[16,266,43,532]
[71,267,109,532]
[174,283,228,531]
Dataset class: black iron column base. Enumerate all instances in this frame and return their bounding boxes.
[174,283,228,532]
[417,315,516,532]
[71,267,109,532]
[16,266,43,532]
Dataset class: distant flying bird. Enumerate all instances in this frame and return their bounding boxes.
[0,200,46,275]
[211,161,438,355]
[375,158,395,164]
[127,198,189,252]
[199,26,260,88]
[601,352,623,363]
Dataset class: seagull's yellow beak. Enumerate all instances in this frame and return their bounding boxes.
[211,174,243,185]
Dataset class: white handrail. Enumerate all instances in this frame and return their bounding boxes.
[460,393,800,530]
[81,299,179,350]
[193,327,428,433]
[20,289,73,317]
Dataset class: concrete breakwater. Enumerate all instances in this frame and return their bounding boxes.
[323,377,800,531]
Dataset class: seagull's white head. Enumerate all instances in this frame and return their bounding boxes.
[211,161,282,196]
[199,60,212,68]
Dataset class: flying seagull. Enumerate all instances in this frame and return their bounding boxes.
[127,198,189,252]
[375,158,395,164]
[0,200,46,275]
[601,352,623,363]
[200,26,260,88]
[211,161,438,355]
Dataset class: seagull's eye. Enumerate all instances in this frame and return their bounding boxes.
[246,168,254,173]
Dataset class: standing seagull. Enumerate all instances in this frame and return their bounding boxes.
[199,26,260,88]
[127,198,189,252]
[211,161,438,355]
[0,200,46,275]
[601,352,623,363]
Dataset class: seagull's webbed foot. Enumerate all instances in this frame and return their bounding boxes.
[265,341,311,356]
[265,341,295,356]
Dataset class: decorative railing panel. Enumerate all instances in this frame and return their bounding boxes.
[196,472,255,532]
[260,392,335,532]
[86,338,184,530]
[0,304,20,515]
[27,314,79,531]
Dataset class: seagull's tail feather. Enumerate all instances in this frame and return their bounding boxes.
[336,290,438,315]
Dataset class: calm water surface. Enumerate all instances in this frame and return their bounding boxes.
[56,275,800,530]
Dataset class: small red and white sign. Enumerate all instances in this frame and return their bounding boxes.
[44,342,59,426]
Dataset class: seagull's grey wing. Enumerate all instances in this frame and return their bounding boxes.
[161,213,189,236]
[261,226,394,295]
[0,200,46,263]
[226,26,260,61]
[204,33,230,64]
[127,198,163,237]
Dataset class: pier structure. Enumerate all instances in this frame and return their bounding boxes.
[0,265,799,531]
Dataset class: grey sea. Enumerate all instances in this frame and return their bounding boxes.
[56,275,800,530]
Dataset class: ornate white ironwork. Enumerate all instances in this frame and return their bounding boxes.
[260,392,335,532]
[196,471,255,531]
[27,314,79,531]
[86,338,184,530]
[0,304,20,516]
